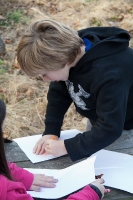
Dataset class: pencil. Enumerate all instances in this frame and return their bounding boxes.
[52,136,57,140]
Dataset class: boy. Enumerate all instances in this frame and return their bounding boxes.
[17,19,133,162]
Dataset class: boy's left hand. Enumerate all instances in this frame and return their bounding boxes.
[45,139,67,157]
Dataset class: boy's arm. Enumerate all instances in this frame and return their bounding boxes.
[34,81,71,155]
[64,75,129,161]
[43,81,72,137]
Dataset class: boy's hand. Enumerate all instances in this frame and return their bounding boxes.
[45,140,68,157]
[30,174,58,191]
[33,135,58,154]
[91,178,110,199]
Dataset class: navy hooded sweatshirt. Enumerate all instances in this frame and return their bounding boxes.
[43,26,133,161]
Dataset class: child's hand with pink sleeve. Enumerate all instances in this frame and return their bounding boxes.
[30,174,58,192]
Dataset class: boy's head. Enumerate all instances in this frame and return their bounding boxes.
[17,19,83,77]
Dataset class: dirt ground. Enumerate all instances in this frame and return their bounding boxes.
[0,0,133,139]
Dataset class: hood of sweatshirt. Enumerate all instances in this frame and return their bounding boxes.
[73,26,130,72]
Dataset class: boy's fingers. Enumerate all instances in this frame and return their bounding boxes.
[39,146,46,154]
[33,145,41,154]
[36,140,51,154]
[33,145,38,153]
[33,142,41,153]
[45,145,52,154]
[33,142,44,154]
[33,136,48,152]
[45,139,52,145]
[33,137,43,151]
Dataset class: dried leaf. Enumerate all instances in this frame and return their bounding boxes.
[4,38,14,44]
[26,87,33,97]
[0,87,6,93]
[13,57,20,69]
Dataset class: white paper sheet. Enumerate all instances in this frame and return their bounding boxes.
[13,129,82,163]
[93,150,133,194]
[25,156,96,199]
[93,149,133,169]
[14,129,133,194]
[95,167,133,194]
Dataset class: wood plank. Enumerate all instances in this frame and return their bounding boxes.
[105,130,133,151]
[5,142,78,168]
[5,142,28,162]
[4,129,133,199]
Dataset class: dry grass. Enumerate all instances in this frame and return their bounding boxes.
[2,71,86,139]
[0,0,133,139]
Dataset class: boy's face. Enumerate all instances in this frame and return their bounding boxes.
[42,64,71,82]
[42,44,85,82]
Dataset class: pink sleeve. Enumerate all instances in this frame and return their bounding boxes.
[66,185,100,200]
[0,175,34,200]
[8,162,34,190]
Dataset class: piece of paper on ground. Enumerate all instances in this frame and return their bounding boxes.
[26,156,96,199]
[93,150,133,194]
[13,129,82,163]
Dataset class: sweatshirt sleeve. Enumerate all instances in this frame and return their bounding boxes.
[64,75,129,161]
[66,185,100,200]
[43,81,72,137]
[0,175,34,200]
[8,162,34,190]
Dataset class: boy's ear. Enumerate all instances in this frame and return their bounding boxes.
[4,138,12,143]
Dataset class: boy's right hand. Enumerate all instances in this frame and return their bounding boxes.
[33,135,58,154]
